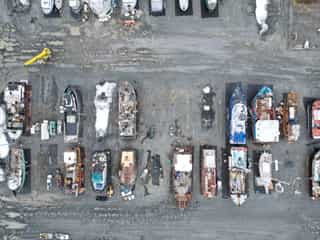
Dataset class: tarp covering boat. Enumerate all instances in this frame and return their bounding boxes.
[63,87,81,143]
[228,85,247,145]
[118,81,137,138]
[200,145,216,198]
[173,146,193,208]
[229,146,248,206]
[119,149,137,200]
[7,148,26,192]
[94,82,116,139]
[252,86,279,143]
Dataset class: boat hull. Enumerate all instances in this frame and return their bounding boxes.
[228,85,247,145]
[119,149,137,201]
[311,150,320,200]
[91,151,109,192]
[200,145,217,198]
[173,146,193,208]
[7,148,26,192]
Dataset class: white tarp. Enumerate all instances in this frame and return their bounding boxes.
[175,154,192,172]
[203,149,216,168]
[64,151,77,165]
[94,82,116,138]
[255,120,280,143]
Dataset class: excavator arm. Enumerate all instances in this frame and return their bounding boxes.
[24,48,52,66]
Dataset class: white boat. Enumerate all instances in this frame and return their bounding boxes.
[7,148,26,192]
[94,82,116,139]
[69,0,82,14]
[41,0,55,15]
[0,106,9,160]
[89,0,113,21]
[179,0,189,12]
[255,0,269,36]
[4,81,28,141]
[205,0,217,11]
[255,152,273,194]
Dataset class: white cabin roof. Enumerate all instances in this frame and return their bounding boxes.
[203,149,216,168]
[64,151,77,165]
[174,154,192,172]
[255,120,280,143]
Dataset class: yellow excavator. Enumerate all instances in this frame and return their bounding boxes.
[23,48,52,66]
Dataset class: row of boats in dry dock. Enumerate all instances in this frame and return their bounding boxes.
[0,81,320,208]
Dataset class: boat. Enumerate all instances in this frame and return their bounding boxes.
[255,0,269,36]
[201,85,214,129]
[94,82,116,139]
[282,92,300,142]
[204,0,217,11]
[121,0,138,20]
[310,150,320,200]
[63,146,85,196]
[119,149,137,201]
[91,151,109,192]
[63,87,81,143]
[252,86,279,143]
[200,145,217,198]
[118,81,137,138]
[7,148,26,192]
[4,81,29,140]
[0,106,9,160]
[229,146,248,206]
[151,0,164,13]
[41,0,63,15]
[311,100,320,139]
[173,146,193,208]
[255,151,273,194]
[179,0,189,11]
[41,0,55,15]
[69,0,82,15]
[228,84,247,145]
[89,0,113,21]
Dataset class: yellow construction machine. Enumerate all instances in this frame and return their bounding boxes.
[23,48,52,66]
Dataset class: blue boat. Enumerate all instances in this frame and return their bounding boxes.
[228,85,247,145]
[91,151,109,192]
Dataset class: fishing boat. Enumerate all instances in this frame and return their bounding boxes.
[118,81,137,139]
[179,0,189,11]
[121,0,138,20]
[4,81,29,140]
[69,0,82,15]
[200,145,217,198]
[173,146,193,208]
[91,151,109,192]
[282,92,300,142]
[310,150,320,200]
[204,0,217,11]
[94,82,116,139]
[41,0,63,15]
[255,151,273,194]
[89,0,113,21]
[63,87,81,143]
[228,85,247,145]
[7,148,26,192]
[0,106,9,160]
[119,149,137,201]
[64,146,85,196]
[201,85,214,129]
[229,147,248,206]
[252,86,279,143]
[311,100,320,139]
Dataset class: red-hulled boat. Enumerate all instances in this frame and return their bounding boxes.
[200,145,217,198]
